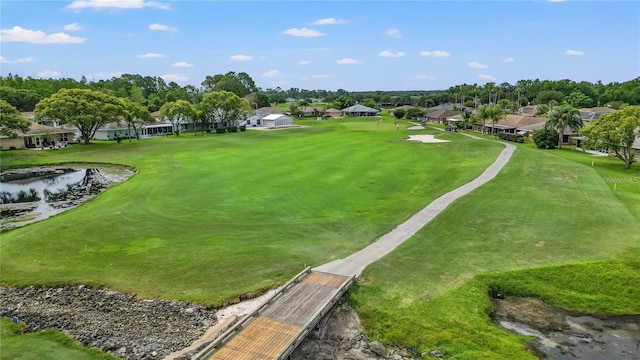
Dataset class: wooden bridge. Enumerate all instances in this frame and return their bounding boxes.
[193,268,355,360]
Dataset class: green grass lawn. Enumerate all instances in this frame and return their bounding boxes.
[1,118,502,306]
[0,318,117,360]
[2,121,638,359]
[351,141,640,359]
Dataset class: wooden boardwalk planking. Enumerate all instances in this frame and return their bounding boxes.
[203,271,352,360]
[302,271,348,288]
[208,317,300,360]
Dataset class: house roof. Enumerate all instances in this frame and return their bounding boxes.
[426,109,460,118]
[262,114,290,120]
[325,108,341,113]
[502,114,547,127]
[428,104,456,111]
[301,106,324,113]
[341,104,379,113]
[579,107,615,120]
[16,123,75,136]
[390,105,421,112]
[518,105,538,116]
[256,107,284,115]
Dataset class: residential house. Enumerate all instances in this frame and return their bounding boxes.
[579,107,615,127]
[301,106,325,117]
[246,107,285,127]
[341,104,380,117]
[1,122,76,150]
[324,108,342,118]
[425,109,461,124]
[479,114,547,138]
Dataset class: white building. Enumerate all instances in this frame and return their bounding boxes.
[261,114,293,128]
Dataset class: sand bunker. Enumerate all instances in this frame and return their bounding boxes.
[406,134,450,143]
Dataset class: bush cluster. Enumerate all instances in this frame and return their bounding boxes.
[497,132,525,143]
[532,128,559,149]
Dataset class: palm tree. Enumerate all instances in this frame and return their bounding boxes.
[477,105,492,134]
[461,109,474,130]
[489,106,506,137]
[546,104,583,150]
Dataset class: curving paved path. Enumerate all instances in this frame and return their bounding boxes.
[314,138,516,277]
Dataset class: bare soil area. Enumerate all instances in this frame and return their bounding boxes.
[493,297,640,359]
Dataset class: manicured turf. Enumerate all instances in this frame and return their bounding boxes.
[0,119,502,306]
[351,141,640,359]
[3,121,637,359]
[0,318,117,360]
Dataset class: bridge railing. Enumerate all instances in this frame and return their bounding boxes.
[274,270,356,359]
[192,266,312,360]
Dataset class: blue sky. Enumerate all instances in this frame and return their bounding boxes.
[1,0,639,91]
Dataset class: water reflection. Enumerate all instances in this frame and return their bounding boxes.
[1,169,89,205]
[0,188,41,204]
[0,169,101,226]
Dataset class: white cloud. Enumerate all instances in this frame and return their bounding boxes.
[67,0,169,10]
[160,74,189,82]
[478,74,496,80]
[297,60,311,65]
[64,23,83,31]
[15,57,34,63]
[379,50,405,58]
[172,61,193,68]
[416,75,436,80]
[282,28,325,37]
[263,70,280,78]
[230,54,253,62]
[0,56,34,63]
[564,49,584,56]
[91,71,124,79]
[501,57,515,63]
[313,18,349,25]
[149,23,178,32]
[37,70,62,78]
[136,52,165,58]
[312,74,330,79]
[419,50,451,57]
[336,58,360,64]
[468,61,488,69]
[386,28,401,38]
[0,26,86,44]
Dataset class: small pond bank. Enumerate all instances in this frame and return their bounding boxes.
[0,164,134,229]
[493,297,640,359]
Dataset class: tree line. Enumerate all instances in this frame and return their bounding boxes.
[2,73,638,114]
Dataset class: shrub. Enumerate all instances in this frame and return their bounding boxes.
[532,128,559,149]
[497,133,525,143]
[9,146,17,150]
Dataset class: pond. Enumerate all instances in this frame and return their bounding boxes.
[0,165,134,229]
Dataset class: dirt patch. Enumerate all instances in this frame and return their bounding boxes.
[493,297,640,359]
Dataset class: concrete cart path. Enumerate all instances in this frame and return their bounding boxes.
[314,140,516,277]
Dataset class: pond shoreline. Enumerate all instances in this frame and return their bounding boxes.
[0,164,134,230]
[493,296,640,359]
